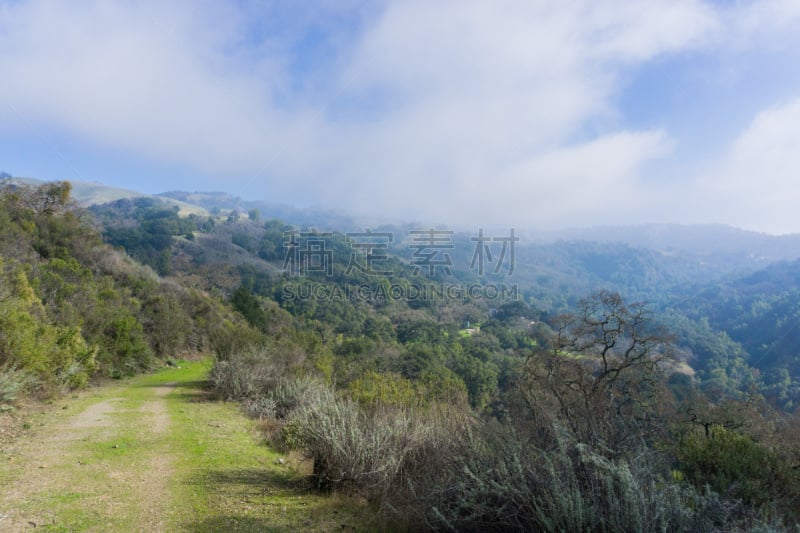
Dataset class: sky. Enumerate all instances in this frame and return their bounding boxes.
[2,0,800,234]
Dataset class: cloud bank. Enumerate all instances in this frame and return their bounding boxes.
[1,0,800,232]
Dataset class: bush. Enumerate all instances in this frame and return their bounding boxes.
[287,395,440,500]
[208,319,262,362]
[396,423,706,532]
[269,375,329,419]
[210,348,279,400]
[243,396,277,419]
[677,425,780,508]
[0,367,36,408]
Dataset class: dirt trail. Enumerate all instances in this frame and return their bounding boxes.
[0,382,175,532]
[0,362,371,532]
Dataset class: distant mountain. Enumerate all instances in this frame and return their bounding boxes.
[670,258,800,408]
[540,224,800,263]
[157,190,364,231]
[79,177,800,408]
[0,176,207,216]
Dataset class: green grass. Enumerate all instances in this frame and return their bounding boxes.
[155,361,376,532]
[0,359,376,532]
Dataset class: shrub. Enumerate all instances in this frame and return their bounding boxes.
[243,396,277,419]
[207,319,262,361]
[0,366,36,408]
[396,423,705,532]
[348,371,417,408]
[677,425,779,507]
[287,396,436,500]
[269,375,329,419]
[209,348,279,400]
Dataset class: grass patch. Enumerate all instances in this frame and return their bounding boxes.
[0,359,374,531]
[159,360,375,532]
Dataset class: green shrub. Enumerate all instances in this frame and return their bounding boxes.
[677,425,779,507]
[0,366,36,408]
[208,319,262,361]
[348,371,417,408]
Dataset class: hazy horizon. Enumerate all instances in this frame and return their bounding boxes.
[3,1,800,234]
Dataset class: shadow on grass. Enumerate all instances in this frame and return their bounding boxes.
[184,515,328,533]
[138,379,216,402]
[188,467,308,493]
[181,469,336,532]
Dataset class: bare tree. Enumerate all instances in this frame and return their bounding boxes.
[522,291,675,447]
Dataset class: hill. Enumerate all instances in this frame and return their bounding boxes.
[0,180,244,399]
[0,174,207,216]
[158,190,360,231]
[4,177,800,528]
[668,258,800,409]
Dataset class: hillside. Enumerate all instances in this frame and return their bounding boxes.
[0,176,777,412]
[0,175,207,216]
[669,258,800,409]
[157,190,360,231]
[0,181,246,400]
[4,178,800,529]
[88,183,800,407]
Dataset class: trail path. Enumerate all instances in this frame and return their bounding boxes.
[0,361,369,532]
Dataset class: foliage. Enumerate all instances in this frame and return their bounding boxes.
[347,371,417,408]
[677,426,780,507]
[14,179,800,527]
[0,366,36,408]
[0,182,243,392]
[398,424,703,532]
[0,262,97,393]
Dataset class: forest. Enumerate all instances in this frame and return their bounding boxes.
[2,180,800,530]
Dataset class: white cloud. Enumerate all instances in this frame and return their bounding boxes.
[3,0,798,231]
[0,1,294,173]
[726,0,800,47]
[309,0,709,225]
[698,98,800,234]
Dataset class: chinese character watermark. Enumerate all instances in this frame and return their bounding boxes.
[282,230,333,276]
[409,229,454,276]
[470,228,518,276]
[282,227,519,278]
[345,230,394,276]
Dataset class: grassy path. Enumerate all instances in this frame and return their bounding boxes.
[0,360,372,532]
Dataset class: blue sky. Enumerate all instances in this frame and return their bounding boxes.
[2,0,800,234]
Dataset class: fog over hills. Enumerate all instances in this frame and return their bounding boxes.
[6,172,800,265]
[538,224,800,262]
